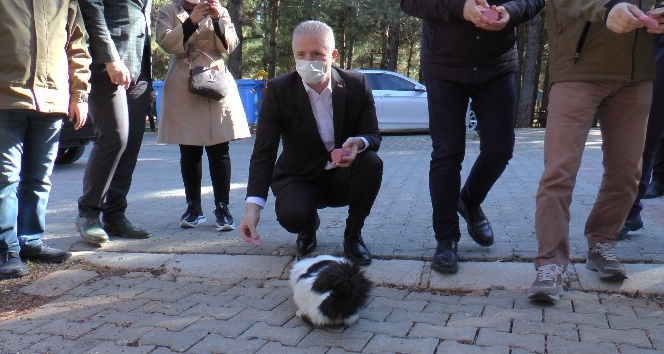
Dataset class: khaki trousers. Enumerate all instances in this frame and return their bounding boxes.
[534,81,652,270]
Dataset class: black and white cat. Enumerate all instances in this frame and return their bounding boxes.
[289,255,372,327]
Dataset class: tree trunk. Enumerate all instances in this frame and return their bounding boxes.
[406,40,414,77]
[337,7,347,69]
[379,14,389,69]
[227,0,243,78]
[387,20,400,71]
[266,0,281,79]
[515,13,543,128]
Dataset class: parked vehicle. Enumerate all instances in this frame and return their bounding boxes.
[356,69,477,132]
[55,118,96,165]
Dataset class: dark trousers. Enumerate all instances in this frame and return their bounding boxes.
[180,142,231,206]
[274,151,383,238]
[652,139,664,182]
[627,39,664,219]
[425,74,516,242]
[78,70,150,222]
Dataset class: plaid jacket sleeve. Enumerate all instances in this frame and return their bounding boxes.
[78,0,151,79]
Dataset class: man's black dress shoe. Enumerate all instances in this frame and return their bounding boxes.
[432,240,458,273]
[644,180,664,199]
[343,236,372,265]
[103,218,151,239]
[296,216,320,256]
[457,199,494,246]
[19,244,71,263]
[0,252,29,279]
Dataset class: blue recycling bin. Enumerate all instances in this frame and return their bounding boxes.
[152,80,164,119]
[236,79,265,125]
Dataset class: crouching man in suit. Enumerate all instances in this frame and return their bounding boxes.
[239,20,383,265]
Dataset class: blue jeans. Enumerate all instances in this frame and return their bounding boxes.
[0,110,63,254]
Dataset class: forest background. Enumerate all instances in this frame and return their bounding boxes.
[151,0,548,127]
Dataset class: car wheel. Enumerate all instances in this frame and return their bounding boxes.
[466,110,478,132]
[55,146,86,165]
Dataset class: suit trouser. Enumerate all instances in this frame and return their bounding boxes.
[78,70,150,222]
[627,40,664,219]
[425,74,516,242]
[274,151,383,238]
[534,81,652,270]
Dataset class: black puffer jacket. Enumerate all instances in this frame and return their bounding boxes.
[400,0,544,83]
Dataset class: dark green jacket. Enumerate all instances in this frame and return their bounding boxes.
[547,0,658,85]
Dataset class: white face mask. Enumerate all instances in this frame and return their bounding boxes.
[295,59,328,84]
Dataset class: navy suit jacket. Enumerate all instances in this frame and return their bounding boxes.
[247,67,381,200]
[78,0,152,80]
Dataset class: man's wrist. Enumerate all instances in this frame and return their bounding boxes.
[246,196,266,208]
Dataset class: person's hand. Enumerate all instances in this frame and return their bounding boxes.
[190,1,213,24]
[239,203,262,246]
[477,6,509,31]
[68,101,88,130]
[463,0,491,27]
[105,60,131,89]
[334,137,364,168]
[207,0,226,20]
[606,3,646,34]
[646,7,664,34]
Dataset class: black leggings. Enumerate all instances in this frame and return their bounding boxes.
[180,142,230,206]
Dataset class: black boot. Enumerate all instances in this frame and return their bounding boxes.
[343,234,372,265]
[296,215,320,256]
[432,240,458,273]
[458,199,494,246]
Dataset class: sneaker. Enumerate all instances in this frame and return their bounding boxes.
[586,243,628,280]
[617,215,643,240]
[0,252,29,280]
[213,202,235,231]
[180,201,206,228]
[528,264,563,302]
[19,244,71,263]
[76,217,110,245]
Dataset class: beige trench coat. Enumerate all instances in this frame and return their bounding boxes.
[155,3,250,146]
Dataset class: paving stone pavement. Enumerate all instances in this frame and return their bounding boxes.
[1,129,663,354]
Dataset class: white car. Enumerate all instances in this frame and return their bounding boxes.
[356,69,477,133]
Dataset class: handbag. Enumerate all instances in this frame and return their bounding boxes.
[187,51,228,100]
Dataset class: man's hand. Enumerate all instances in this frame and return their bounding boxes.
[334,137,364,168]
[646,7,664,34]
[68,101,88,130]
[463,0,491,27]
[477,6,509,31]
[606,3,646,34]
[239,203,262,246]
[105,60,131,89]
